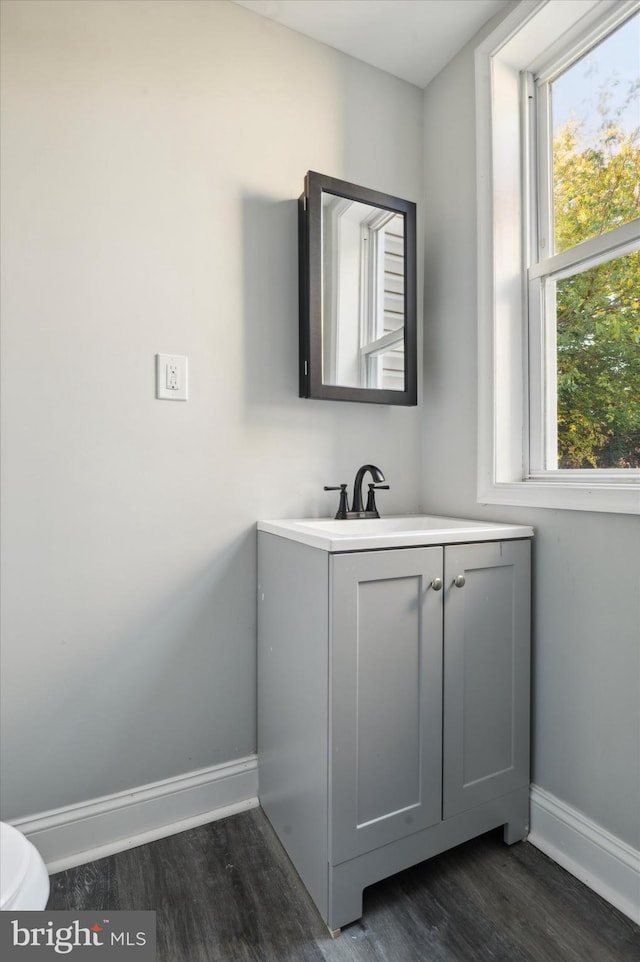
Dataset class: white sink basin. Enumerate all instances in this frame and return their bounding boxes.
[258,515,533,551]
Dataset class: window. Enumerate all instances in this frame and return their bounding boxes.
[476,0,640,513]
[531,12,640,474]
[360,211,406,390]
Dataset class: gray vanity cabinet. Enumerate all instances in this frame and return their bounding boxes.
[257,532,531,933]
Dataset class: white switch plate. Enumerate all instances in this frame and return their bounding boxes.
[156,354,188,400]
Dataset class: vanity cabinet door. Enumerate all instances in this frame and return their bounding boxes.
[330,547,443,864]
[443,540,530,819]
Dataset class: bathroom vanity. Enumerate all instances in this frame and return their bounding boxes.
[257,516,533,933]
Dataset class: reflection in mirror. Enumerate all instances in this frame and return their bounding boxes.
[299,172,417,405]
[322,195,405,391]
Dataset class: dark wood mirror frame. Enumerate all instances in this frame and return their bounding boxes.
[299,171,417,405]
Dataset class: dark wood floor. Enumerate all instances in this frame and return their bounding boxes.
[48,807,639,962]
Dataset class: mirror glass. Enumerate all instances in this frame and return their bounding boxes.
[299,172,417,405]
[322,195,406,391]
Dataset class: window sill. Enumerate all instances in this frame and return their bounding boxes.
[478,479,640,515]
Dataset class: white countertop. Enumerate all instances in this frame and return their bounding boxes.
[257,515,534,552]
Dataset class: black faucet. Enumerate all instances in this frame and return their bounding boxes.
[325,464,389,519]
[351,464,387,515]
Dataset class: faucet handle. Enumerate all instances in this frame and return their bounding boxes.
[365,483,390,516]
[324,484,350,520]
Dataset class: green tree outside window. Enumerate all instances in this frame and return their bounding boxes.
[553,118,640,468]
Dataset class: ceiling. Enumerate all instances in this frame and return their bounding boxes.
[233,0,512,88]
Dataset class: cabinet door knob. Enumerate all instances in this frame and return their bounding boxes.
[453,574,466,588]
[431,577,443,591]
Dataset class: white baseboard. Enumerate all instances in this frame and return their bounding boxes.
[11,755,259,875]
[529,784,640,924]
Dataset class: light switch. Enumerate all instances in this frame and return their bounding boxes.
[156,354,188,400]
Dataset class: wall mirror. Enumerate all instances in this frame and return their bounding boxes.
[299,171,417,405]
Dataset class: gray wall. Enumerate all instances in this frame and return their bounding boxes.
[0,0,424,820]
[422,30,640,849]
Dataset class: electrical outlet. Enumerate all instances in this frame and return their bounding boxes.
[156,354,188,400]
[166,363,179,391]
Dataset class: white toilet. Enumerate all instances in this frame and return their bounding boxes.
[0,822,50,911]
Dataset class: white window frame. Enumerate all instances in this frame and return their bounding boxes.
[476,0,640,514]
